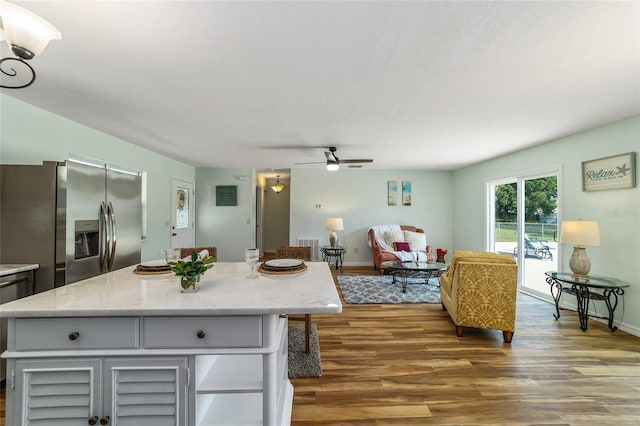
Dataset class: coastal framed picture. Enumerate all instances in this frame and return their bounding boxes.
[582,152,636,192]
[402,181,412,206]
[387,181,397,206]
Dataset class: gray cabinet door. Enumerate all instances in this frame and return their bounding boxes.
[104,357,188,426]
[13,358,102,426]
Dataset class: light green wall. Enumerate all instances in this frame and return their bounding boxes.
[194,167,256,261]
[452,115,640,334]
[0,94,195,261]
[4,93,638,334]
[289,168,454,264]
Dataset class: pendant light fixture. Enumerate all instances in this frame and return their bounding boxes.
[0,0,62,89]
[270,175,285,194]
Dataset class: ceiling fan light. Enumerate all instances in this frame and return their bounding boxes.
[0,0,62,58]
[326,163,339,171]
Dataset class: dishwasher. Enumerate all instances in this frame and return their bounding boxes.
[1,270,35,384]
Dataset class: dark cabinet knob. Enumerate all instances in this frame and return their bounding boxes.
[196,330,206,339]
[69,331,80,341]
[100,416,110,425]
[88,416,98,425]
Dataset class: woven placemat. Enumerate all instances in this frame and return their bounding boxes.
[257,263,307,275]
[133,266,172,275]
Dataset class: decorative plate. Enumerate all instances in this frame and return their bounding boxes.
[264,259,304,269]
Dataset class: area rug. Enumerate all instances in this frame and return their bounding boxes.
[288,323,322,378]
[337,275,441,304]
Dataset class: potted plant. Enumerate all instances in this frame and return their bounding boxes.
[168,252,216,292]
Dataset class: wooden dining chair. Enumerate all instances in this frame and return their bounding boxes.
[275,246,312,353]
[179,246,217,259]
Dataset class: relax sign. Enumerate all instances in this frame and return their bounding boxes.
[582,152,636,191]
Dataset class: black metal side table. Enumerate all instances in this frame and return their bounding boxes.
[545,271,629,332]
[320,246,346,272]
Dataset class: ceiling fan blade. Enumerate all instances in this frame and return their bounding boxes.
[294,161,325,165]
[340,159,374,164]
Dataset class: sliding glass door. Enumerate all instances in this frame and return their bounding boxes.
[489,170,560,299]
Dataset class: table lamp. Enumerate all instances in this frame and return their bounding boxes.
[326,217,344,248]
[560,219,600,277]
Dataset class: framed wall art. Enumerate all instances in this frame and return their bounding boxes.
[387,181,397,206]
[402,181,412,206]
[216,185,237,206]
[582,152,636,192]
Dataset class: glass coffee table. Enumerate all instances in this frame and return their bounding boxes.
[382,260,449,293]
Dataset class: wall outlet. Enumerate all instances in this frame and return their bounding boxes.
[354,247,358,254]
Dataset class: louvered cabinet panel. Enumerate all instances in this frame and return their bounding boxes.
[104,357,188,426]
[14,358,101,426]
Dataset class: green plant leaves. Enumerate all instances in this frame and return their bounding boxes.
[168,255,216,278]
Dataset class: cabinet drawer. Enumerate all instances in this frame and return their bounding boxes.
[14,317,139,351]
[143,316,262,348]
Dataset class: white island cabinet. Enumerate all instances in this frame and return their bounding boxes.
[0,262,342,426]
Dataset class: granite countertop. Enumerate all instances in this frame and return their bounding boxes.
[0,264,39,278]
[0,262,342,318]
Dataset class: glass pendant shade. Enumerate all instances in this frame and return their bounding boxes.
[270,176,285,194]
[0,0,62,58]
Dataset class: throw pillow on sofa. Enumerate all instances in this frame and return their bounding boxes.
[383,230,404,246]
[394,241,411,251]
[403,230,427,251]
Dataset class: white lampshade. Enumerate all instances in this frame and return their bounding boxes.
[560,220,600,277]
[0,0,62,58]
[560,220,601,247]
[326,217,344,231]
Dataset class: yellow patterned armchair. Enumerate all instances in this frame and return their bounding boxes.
[440,251,518,343]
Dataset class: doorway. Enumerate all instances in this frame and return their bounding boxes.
[489,170,560,300]
[257,172,290,255]
[170,178,195,249]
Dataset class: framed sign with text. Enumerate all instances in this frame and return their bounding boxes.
[216,185,237,206]
[582,152,636,192]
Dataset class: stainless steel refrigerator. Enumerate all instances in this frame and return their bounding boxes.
[0,159,142,294]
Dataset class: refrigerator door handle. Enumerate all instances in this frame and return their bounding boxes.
[99,201,109,273]
[107,201,117,271]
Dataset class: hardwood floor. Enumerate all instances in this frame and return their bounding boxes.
[2,265,639,425]
[290,265,640,425]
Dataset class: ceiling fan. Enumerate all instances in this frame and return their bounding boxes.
[295,147,373,171]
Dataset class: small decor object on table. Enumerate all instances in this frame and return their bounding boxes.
[168,252,216,292]
[436,248,448,264]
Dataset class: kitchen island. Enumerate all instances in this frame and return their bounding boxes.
[0,261,342,426]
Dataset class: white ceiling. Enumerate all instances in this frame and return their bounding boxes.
[2,1,639,174]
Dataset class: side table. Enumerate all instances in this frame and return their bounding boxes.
[545,271,629,332]
[320,246,346,272]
